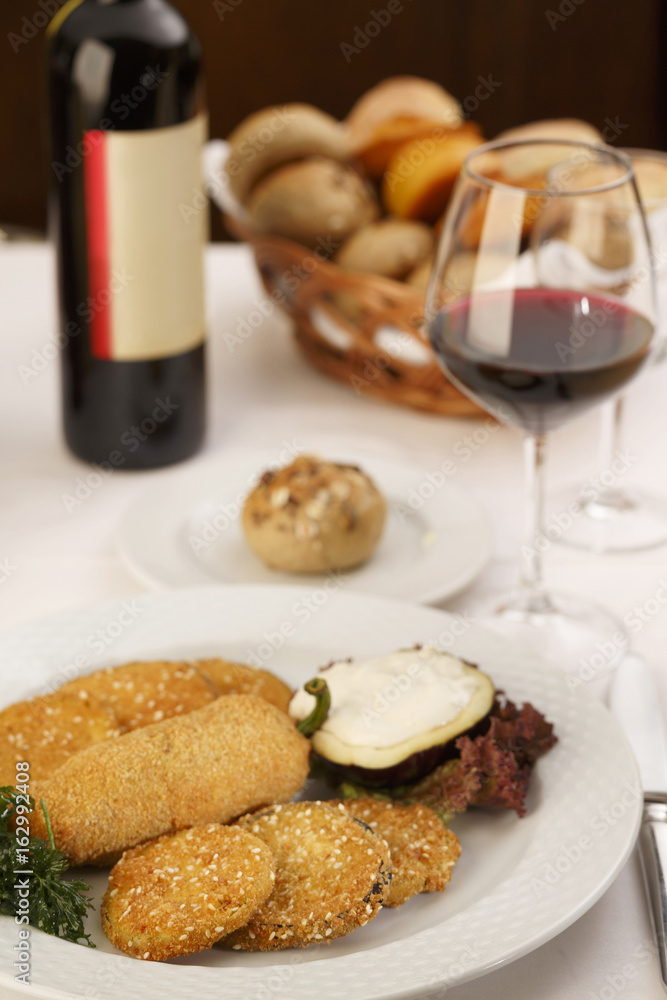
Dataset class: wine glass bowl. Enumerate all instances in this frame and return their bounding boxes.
[427,140,657,436]
[425,139,658,673]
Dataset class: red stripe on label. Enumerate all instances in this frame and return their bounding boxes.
[83,130,111,360]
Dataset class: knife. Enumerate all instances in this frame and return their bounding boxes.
[610,653,667,990]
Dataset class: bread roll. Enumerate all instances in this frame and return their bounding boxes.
[346,76,465,176]
[225,103,350,202]
[384,131,484,222]
[246,157,379,249]
[493,118,604,186]
[243,455,386,574]
[335,219,434,279]
[632,155,667,207]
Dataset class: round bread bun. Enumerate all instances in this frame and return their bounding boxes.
[492,118,604,186]
[335,218,434,279]
[246,157,379,249]
[346,77,466,178]
[384,131,484,222]
[225,103,351,203]
[347,76,463,145]
[242,455,386,574]
[631,154,667,207]
[406,255,433,291]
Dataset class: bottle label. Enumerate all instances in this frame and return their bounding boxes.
[83,113,207,361]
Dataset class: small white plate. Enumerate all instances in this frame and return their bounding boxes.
[0,586,641,999]
[117,449,493,605]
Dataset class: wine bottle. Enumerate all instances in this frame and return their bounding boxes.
[47,0,207,469]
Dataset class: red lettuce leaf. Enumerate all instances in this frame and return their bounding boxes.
[487,694,558,766]
[339,696,557,820]
[404,695,557,819]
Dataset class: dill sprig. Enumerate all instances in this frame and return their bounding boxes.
[0,786,95,946]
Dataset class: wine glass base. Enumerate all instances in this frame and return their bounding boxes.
[548,486,667,554]
[473,590,628,699]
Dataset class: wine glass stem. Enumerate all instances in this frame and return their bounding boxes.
[593,395,628,509]
[518,433,552,614]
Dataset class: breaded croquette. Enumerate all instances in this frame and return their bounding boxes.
[196,658,292,714]
[0,689,119,786]
[222,801,391,950]
[31,695,310,866]
[336,798,461,906]
[60,661,217,731]
[102,824,275,961]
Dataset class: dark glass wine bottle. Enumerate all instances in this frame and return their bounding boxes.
[47,0,207,469]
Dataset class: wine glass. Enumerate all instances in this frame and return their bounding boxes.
[548,148,667,553]
[425,139,658,669]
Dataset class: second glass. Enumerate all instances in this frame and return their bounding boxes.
[549,148,667,553]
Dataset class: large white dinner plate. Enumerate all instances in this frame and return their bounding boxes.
[0,586,641,1000]
[117,449,493,605]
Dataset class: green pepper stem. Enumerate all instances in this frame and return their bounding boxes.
[296,677,330,737]
[41,799,56,852]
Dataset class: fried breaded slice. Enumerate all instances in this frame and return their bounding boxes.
[60,661,217,732]
[102,824,275,961]
[0,689,119,786]
[31,694,310,866]
[222,801,391,950]
[196,658,292,714]
[336,798,461,906]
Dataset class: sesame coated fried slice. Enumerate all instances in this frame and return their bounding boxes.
[196,658,292,714]
[60,661,217,731]
[102,824,275,962]
[221,800,391,950]
[0,689,119,786]
[336,798,461,906]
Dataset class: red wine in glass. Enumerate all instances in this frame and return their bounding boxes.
[430,288,653,435]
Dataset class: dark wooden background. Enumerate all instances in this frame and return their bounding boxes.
[2,0,665,239]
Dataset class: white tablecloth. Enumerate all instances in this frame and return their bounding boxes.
[2,242,667,998]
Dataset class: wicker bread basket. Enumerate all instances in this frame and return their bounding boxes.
[205,141,482,417]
